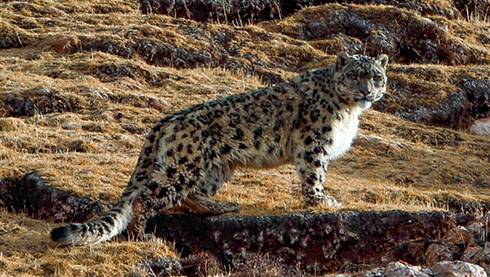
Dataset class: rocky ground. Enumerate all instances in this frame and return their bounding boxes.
[0,0,489,276]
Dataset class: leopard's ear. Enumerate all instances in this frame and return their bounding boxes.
[376,54,389,68]
[336,52,351,70]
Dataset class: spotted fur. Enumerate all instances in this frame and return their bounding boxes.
[51,52,389,245]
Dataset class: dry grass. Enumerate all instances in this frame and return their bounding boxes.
[0,0,489,276]
[0,212,177,277]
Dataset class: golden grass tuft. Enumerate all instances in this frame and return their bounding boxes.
[0,118,27,132]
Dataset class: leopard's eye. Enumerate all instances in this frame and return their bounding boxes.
[373,75,383,82]
[347,71,357,80]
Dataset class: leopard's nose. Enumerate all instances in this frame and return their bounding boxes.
[360,89,370,97]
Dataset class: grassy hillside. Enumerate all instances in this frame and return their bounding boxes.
[0,0,489,276]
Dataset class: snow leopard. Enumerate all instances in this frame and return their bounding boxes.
[51,52,389,245]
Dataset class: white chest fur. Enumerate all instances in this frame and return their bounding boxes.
[326,107,363,160]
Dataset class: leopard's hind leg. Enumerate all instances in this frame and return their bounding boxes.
[184,192,240,215]
[183,164,240,215]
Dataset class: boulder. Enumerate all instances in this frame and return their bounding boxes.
[384,261,429,277]
[431,261,487,277]
[470,117,490,136]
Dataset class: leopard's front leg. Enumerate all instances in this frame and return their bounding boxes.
[294,145,341,208]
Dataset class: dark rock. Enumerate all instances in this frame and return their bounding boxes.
[425,242,463,265]
[0,171,105,223]
[138,257,183,276]
[422,78,490,130]
[430,91,473,129]
[146,210,458,274]
[0,86,80,117]
[181,251,222,277]
[461,78,490,119]
[67,140,90,153]
[97,63,135,79]
[121,123,146,134]
[427,78,489,129]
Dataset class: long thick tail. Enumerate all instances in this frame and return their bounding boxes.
[51,198,133,246]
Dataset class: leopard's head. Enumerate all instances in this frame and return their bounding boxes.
[334,52,389,110]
